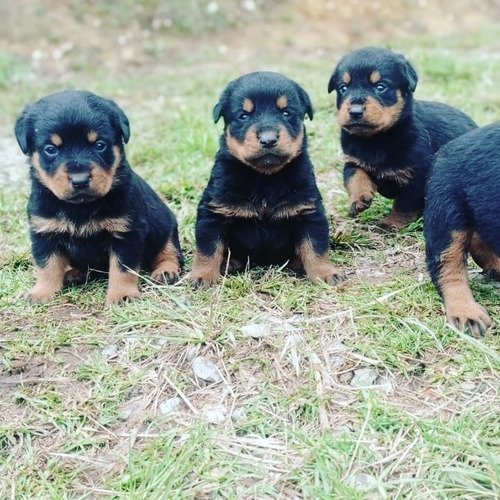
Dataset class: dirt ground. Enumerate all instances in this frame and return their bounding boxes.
[2,0,499,189]
[2,0,500,79]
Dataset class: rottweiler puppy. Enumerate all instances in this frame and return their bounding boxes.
[15,90,183,305]
[425,123,500,337]
[190,71,344,287]
[328,46,477,229]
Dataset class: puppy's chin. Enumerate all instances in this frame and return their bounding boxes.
[246,152,290,174]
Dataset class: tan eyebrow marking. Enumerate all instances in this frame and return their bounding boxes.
[243,98,254,113]
[88,130,98,143]
[51,134,63,146]
[370,71,381,84]
[277,95,288,109]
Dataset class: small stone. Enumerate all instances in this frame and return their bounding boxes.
[240,323,271,339]
[375,375,394,393]
[192,356,222,383]
[118,401,143,421]
[346,472,379,491]
[102,344,118,360]
[202,404,226,424]
[159,397,182,415]
[350,368,378,388]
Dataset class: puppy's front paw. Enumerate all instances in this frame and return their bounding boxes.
[378,210,419,230]
[307,263,346,286]
[188,270,220,289]
[25,287,57,304]
[346,169,377,216]
[446,300,492,337]
[349,194,373,216]
[105,287,141,306]
[189,250,224,288]
[324,268,347,286]
[151,263,181,285]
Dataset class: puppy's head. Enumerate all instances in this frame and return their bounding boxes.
[214,71,313,174]
[328,47,418,137]
[15,90,130,204]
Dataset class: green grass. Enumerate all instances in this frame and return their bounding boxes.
[1,4,500,499]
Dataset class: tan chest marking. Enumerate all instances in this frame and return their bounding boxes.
[29,215,131,238]
[208,200,316,221]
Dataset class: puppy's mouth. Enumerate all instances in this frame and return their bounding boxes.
[343,122,377,136]
[250,152,288,169]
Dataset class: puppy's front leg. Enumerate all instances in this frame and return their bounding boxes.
[26,253,69,304]
[190,216,227,288]
[344,163,377,217]
[296,239,345,286]
[190,242,226,288]
[106,254,140,306]
[106,237,143,305]
[295,213,345,286]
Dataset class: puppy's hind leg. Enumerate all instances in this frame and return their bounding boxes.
[469,232,500,281]
[434,231,492,337]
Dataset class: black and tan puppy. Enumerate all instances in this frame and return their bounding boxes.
[328,46,477,229]
[15,90,183,305]
[190,71,344,287]
[425,123,500,337]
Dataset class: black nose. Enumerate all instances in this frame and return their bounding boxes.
[349,104,364,119]
[259,130,278,148]
[70,172,91,190]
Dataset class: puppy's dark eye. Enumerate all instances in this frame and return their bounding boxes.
[44,145,58,157]
[282,109,292,117]
[338,84,348,95]
[95,140,107,152]
[375,83,388,93]
[239,112,249,120]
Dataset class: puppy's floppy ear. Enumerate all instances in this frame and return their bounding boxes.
[213,79,239,124]
[327,73,336,94]
[328,58,345,94]
[327,66,342,94]
[399,56,418,93]
[213,87,231,124]
[213,100,224,124]
[14,104,35,154]
[295,83,314,121]
[105,98,131,143]
[113,105,131,144]
[91,94,131,143]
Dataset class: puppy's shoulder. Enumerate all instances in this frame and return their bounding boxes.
[414,100,477,137]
